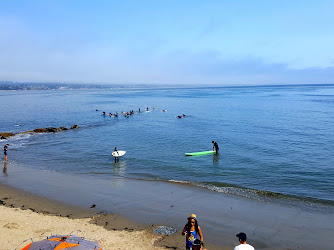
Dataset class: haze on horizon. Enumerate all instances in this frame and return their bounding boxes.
[0,0,334,86]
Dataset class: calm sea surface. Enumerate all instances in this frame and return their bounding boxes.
[1,85,334,204]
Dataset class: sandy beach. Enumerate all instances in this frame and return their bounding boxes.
[0,183,190,250]
[1,163,334,249]
[0,205,164,250]
[0,181,225,250]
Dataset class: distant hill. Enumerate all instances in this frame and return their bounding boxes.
[0,81,115,90]
[0,81,155,90]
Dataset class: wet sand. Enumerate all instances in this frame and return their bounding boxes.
[1,162,334,249]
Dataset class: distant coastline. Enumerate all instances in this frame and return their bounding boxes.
[1,81,333,91]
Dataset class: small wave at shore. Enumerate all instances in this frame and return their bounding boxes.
[1,133,39,149]
[196,182,334,211]
[94,172,334,210]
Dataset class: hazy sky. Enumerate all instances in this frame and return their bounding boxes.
[1,0,334,85]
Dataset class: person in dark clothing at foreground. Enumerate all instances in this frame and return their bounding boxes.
[234,232,255,250]
[212,141,219,154]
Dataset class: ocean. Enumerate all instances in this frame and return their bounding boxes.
[1,84,334,206]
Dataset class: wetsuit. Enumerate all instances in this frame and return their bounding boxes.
[3,145,8,156]
[213,142,219,153]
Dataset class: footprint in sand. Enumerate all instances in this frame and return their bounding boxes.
[4,222,20,229]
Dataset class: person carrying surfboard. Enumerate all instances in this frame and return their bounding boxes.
[212,141,219,154]
[113,147,119,162]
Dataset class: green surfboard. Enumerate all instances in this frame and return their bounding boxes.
[185,150,216,156]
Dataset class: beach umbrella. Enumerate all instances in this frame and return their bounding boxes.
[19,234,102,250]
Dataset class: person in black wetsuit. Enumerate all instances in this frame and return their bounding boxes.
[212,141,219,154]
[114,147,119,162]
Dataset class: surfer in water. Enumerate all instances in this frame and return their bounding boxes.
[113,147,119,162]
[212,141,219,154]
[177,114,186,119]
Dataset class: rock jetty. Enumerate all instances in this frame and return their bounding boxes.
[0,125,79,139]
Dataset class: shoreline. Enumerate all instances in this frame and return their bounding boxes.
[1,163,334,249]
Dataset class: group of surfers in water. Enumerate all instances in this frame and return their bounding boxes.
[182,213,255,250]
[98,107,167,118]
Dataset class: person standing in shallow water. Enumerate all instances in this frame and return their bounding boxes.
[182,214,204,249]
[113,147,119,162]
[212,140,219,154]
[3,144,9,161]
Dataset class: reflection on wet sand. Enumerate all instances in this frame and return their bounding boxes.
[111,161,127,187]
[3,162,7,175]
[113,161,126,175]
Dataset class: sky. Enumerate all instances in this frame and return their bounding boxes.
[0,0,334,85]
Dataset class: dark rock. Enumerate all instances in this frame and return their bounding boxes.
[34,128,47,133]
[71,125,79,129]
[46,127,58,133]
[58,127,68,131]
[90,204,96,208]
[0,132,15,139]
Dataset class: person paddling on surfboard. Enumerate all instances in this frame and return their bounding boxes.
[212,141,219,154]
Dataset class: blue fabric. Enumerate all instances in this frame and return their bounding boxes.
[186,230,198,248]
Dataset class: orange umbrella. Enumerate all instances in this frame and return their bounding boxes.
[19,234,102,250]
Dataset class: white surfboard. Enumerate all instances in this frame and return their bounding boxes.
[112,150,126,157]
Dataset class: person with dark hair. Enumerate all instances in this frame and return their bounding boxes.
[113,147,119,162]
[3,144,9,162]
[212,141,219,154]
[234,232,255,250]
[182,213,203,249]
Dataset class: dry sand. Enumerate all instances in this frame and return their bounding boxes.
[0,205,164,250]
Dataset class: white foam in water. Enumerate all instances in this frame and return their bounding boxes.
[168,179,190,184]
[198,183,264,201]
[10,133,33,140]
[2,133,36,149]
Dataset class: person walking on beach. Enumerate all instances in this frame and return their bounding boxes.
[212,141,219,154]
[182,214,204,249]
[234,232,255,250]
[3,144,9,161]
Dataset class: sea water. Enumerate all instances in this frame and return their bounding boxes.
[1,84,334,205]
